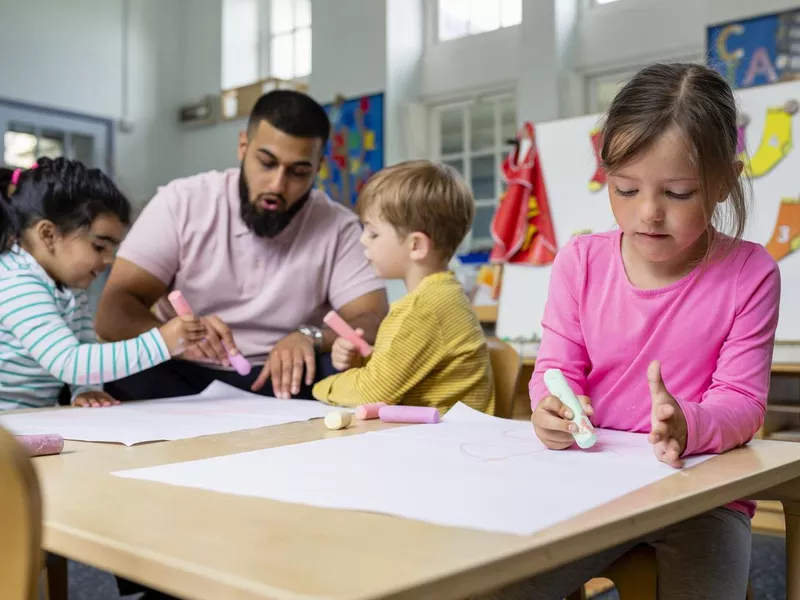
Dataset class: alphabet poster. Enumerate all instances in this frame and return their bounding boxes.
[707,9,800,90]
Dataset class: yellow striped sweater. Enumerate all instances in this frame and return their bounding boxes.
[312,271,495,415]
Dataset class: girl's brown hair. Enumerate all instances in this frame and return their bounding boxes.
[601,62,749,258]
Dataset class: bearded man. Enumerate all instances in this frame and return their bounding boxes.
[95,90,388,402]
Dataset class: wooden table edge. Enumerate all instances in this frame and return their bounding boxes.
[39,443,800,600]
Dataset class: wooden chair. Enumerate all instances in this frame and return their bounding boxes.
[566,544,754,599]
[0,425,43,600]
[486,337,522,419]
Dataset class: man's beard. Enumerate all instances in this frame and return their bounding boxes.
[239,166,312,238]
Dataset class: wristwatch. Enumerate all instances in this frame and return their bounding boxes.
[298,325,324,351]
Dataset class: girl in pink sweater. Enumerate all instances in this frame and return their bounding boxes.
[483,63,780,600]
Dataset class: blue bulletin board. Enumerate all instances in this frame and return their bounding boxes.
[316,92,384,207]
[707,9,800,90]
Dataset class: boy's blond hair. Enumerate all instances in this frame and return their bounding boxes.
[356,160,475,260]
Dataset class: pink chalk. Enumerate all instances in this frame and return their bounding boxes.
[16,434,64,457]
[355,402,386,420]
[323,311,373,357]
[378,405,440,424]
[167,290,251,376]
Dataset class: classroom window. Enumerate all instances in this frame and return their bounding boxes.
[431,95,517,252]
[269,0,312,80]
[438,0,521,43]
[221,0,311,90]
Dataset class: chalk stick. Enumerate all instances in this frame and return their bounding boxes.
[323,310,373,357]
[324,411,352,430]
[543,368,596,449]
[167,290,252,376]
[16,434,64,457]
[378,405,440,424]
[355,402,386,420]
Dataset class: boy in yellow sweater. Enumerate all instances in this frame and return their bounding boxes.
[312,160,496,415]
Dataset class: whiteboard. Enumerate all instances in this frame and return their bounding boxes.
[498,79,800,343]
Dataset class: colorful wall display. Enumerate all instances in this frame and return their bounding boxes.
[495,79,800,343]
[316,92,384,207]
[707,10,800,90]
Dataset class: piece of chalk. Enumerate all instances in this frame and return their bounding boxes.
[543,368,596,449]
[378,405,440,424]
[16,434,64,457]
[323,310,373,357]
[167,290,251,376]
[324,411,352,430]
[355,402,386,420]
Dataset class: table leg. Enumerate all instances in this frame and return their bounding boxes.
[44,553,68,600]
[784,500,800,600]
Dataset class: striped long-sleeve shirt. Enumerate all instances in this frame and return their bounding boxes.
[312,271,496,415]
[0,246,170,410]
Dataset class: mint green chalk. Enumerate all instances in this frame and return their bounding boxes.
[543,368,597,449]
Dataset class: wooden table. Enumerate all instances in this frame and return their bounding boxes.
[33,418,800,600]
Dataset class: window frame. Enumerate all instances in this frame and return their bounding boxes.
[221,0,311,91]
[429,92,517,252]
[435,0,522,45]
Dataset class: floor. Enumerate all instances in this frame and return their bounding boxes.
[66,533,786,599]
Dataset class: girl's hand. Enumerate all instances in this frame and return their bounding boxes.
[647,360,688,468]
[159,314,207,356]
[73,391,119,408]
[331,329,365,371]
[532,394,593,450]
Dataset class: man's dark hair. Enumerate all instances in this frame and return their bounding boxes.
[247,90,331,146]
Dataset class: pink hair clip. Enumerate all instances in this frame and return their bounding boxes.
[11,162,38,187]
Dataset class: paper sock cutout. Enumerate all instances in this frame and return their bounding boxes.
[736,113,749,157]
[766,196,800,262]
[744,102,796,178]
[589,128,606,192]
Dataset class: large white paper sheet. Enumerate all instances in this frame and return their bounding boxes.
[114,402,713,536]
[0,382,342,445]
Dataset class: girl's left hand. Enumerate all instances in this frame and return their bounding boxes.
[73,391,119,408]
[647,360,688,468]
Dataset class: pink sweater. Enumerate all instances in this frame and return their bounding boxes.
[530,230,781,517]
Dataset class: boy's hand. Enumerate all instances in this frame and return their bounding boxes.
[73,391,119,408]
[532,394,593,450]
[647,360,688,468]
[331,329,365,371]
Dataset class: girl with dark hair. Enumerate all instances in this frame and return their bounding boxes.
[0,158,206,410]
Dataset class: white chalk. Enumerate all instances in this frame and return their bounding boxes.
[543,368,596,449]
[324,412,352,431]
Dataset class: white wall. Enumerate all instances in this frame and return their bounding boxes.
[309,0,387,103]
[420,0,800,121]
[0,0,186,209]
[176,0,389,179]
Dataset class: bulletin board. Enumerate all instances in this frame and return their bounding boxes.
[497,79,800,343]
[707,9,800,90]
[316,92,384,207]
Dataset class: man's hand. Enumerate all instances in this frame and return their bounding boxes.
[73,391,119,408]
[251,332,315,398]
[647,360,688,468]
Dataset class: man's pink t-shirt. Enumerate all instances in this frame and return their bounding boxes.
[530,230,780,516]
[117,168,385,362]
